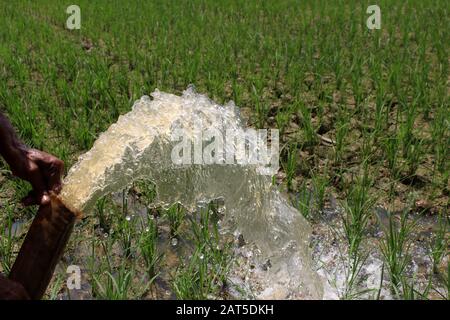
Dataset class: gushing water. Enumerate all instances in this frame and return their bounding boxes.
[59,86,324,299]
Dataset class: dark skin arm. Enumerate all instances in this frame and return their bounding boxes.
[0,112,64,206]
[0,113,65,300]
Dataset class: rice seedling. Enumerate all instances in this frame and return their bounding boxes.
[95,197,110,233]
[45,273,65,300]
[0,202,15,274]
[115,190,136,259]
[275,112,290,138]
[134,180,157,207]
[90,237,149,300]
[340,253,372,300]
[172,246,212,300]
[341,166,374,258]
[399,275,432,300]
[379,208,416,295]
[173,204,232,299]
[294,182,313,220]
[334,113,349,165]
[311,170,329,213]
[165,203,185,238]
[283,143,298,191]
[429,211,448,275]
[138,215,161,279]
[298,102,317,148]
[93,263,134,300]
[383,133,401,180]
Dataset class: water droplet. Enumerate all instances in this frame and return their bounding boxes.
[125,215,131,221]
[171,238,178,246]
[145,227,150,232]
[199,254,204,260]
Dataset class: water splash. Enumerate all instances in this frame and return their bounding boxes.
[59,86,323,299]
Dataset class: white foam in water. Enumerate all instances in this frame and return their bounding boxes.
[59,86,324,299]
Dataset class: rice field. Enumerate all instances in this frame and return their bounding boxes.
[0,0,448,300]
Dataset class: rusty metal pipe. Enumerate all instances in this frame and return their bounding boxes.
[8,194,79,300]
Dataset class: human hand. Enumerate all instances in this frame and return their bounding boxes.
[9,148,64,206]
[0,274,30,300]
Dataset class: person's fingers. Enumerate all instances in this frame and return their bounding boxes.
[21,191,39,206]
[27,149,64,193]
[46,159,64,193]
[21,191,50,206]
[26,161,50,205]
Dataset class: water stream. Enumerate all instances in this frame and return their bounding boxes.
[59,86,324,299]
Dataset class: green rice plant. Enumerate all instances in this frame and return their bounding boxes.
[397,273,432,300]
[134,180,157,207]
[432,263,450,300]
[95,196,110,233]
[0,202,15,274]
[341,167,375,258]
[340,253,372,300]
[252,81,270,129]
[275,110,290,137]
[350,56,364,109]
[334,117,349,165]
[174,204,232,299]
[172,246,213,300]
[446,263,449,300]
[384,133,401,179]
[165,203,185,238]
[198,205,232,281]
[115,190,135,259]
[298,102,317,147]
[190,205,215,249]
[45,272,65,300]
[90,239,147,300]
[311,171,328,212]
[404,138,424,178]
[431,102,449,175]
[138,215,161,279]
[379,209,416,295]
[375,263,385,300]
[331,50,343,90]
[93,264,134,300]
[373,82,387,137]
[399,106,417,160]
[295,182,313,220]
[429,211,448,274]
[283,143,298,191]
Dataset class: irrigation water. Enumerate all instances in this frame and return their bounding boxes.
[59,86,324,299]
